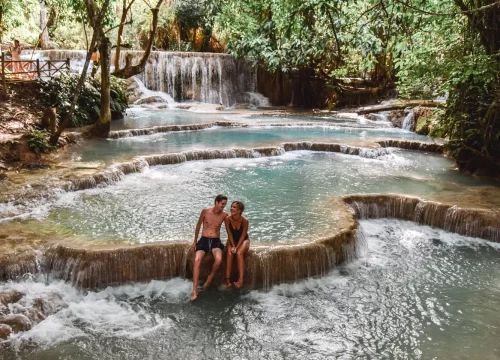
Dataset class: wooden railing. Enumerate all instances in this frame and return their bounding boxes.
[0,53,70,82]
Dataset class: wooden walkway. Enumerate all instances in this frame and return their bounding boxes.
[1,53,70,90]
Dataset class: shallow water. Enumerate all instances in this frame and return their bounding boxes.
[66,123,434,165]
[112,108,393,130]
[40,150,493,243]
[2,220,500,359]
[112,108,234,130]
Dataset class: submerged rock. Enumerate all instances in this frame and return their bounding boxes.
[0,314,32,333]
[386,109,405,128]
[135,95,167,105]
[20,162,51,170]
[0,290,23,306]
[0,324,12,339]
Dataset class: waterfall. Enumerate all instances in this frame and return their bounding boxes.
[344,194,500,243]
[33,50,270,107]
[377,139,444,153]
[244,92,271,107]
[131,77,176,105]
[32,50,91,73]
[2,194,499,289]
[64,142,401,192]
[402,110,415,131]
[119,51,261,107]
[365,112,389,122]
[108,121,245,139]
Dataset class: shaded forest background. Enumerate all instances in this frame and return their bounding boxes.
[0,0,498,175]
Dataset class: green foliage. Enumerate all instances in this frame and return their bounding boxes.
[174,0,208,30]
[167,40,194,52]
[38,74,128,127]
[1,0,42,44]
[441,72,500,172]
[120,1,175,50]
[215,0,347,73]
[109,76,128,116]
[27,129,55,154]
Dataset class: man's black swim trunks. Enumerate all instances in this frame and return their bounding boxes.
[196,236,224,253]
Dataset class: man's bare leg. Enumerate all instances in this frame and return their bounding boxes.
[234,240,250,288]
[203,248,222,289]
[225,246,234,288]
[191,250,205,301]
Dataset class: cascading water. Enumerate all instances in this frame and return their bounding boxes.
[33,50,270,107]
[32,50,90,73]
[119,51,261,107]
[2,101,500,358]
[244,92,271,107]
[130,77,176,105]
[402,109,415,131]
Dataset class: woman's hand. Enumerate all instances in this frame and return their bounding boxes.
[231,247,237,254]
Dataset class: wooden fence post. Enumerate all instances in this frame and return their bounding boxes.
[1,52,7,97]
[66,57,70,72]
[36,59,41,78]
[48,60,52,77]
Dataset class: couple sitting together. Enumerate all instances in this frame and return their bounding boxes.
[191,194,250,301]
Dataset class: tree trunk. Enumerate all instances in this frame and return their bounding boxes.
[0,3,4,43]
[80,0,112,139]
[201,26,211,52]
[39,0,50,49]
[357,101,445,114]
[114,0,136,70]
[192,28,197,50]
[179,21,188,42]
[47,6,57,35]
[112,0,162,79]
[86,35,112,138]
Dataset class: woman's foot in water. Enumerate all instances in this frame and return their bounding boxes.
[225,278,233,288]
[203,275,214,289]
[233,280,244,289]
[190,290,198,301]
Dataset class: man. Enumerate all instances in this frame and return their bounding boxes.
[191,194,228,301]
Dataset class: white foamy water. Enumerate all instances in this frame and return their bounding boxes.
[402,109,415,131]
[244,92,271,107]
[132,77,176,106]
[2,220,500,359]
[2,278,192,349]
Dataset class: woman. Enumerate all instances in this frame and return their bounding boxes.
[225,201,250,288]
[9,40,23,77]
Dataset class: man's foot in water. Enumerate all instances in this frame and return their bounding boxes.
[190,290,198,301]
[225,278,232,288]
[233,280,243,289]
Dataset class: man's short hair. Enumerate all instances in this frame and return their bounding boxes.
[214,194,228,204]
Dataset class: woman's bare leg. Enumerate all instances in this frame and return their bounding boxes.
[225,246,234,287]
[234,240,250,288]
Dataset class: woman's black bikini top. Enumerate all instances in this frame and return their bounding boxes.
[229,219,249,245]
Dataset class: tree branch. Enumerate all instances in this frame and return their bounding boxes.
[395,0,500,16]
[112,0,163,78]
